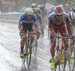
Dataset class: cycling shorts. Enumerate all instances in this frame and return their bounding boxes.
[22,23,33,32]
[51,23,67,36]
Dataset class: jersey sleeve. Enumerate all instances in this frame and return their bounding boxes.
[64,14,70,24]
[48,16,53,28]
[48,15,53,24]
[19,13,25,23]
[32,14,38,22]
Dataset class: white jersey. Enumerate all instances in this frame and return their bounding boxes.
[69,11,75,23]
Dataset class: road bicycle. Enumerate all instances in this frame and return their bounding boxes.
[51,33,75,71]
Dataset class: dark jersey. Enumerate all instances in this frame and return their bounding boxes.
[19,13,37,24]
[48,13,70,25]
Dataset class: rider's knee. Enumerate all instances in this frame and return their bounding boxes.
[20,34,26,42]
[37,31,40,40]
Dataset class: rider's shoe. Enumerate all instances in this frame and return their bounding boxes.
[61,50,65,63]
[29,47,32,54]
[56,56,61,65]
[69,58,74,64]
[20,52,24,58]
[50,57,56,69]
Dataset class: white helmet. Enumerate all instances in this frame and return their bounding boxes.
[55,5,64,15]
[31,3,37,8]
[25,8,33,15]
[71,6,75,12]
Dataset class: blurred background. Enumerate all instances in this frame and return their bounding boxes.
[0,0,75,13]
[0,0,75,23]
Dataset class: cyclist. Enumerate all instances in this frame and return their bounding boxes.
[48,6,55,15]
[31,3,44,35]
[69,6,75,26]
[18,8,38,58]
[68,6,75,62]
[48,5,73,68]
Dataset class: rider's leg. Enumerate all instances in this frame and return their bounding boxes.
[38,15,44,36]
[61,39,65,63]
[59,23,68,63]
[50,36,56,58]
[20,33,27,58]
[49,25,57,68]
[50,33,56,68]
[40,23,44,36]
[61,36,73,63]
[29,33,34,46]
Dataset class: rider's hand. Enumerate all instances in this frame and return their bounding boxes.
[51,31,56,36]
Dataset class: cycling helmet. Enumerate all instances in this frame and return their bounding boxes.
[25,8,33,15]
[31,3,37,8]
[38,4,44,9]
[50,6,55,13]
[55,5,64,16]
[71,6,75,12]
[33,7,40,13]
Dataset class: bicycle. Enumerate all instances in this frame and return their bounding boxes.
[21,31,35,69]
[61,35,75,71]
[50,33,75,71]
[21,30,40,69]
[50,32,61,71]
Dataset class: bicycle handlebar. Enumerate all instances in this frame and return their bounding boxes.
[56,35,75,39]
[23,31,40,35]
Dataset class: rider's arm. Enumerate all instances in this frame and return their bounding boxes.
[33,14,39,31]
[69,22,74,35]
[65,15,74,35]
[48,16,55,33]
[18,14,25,31]
[69,12,75,24]
[18,21,23,32]
[69,13,74,34]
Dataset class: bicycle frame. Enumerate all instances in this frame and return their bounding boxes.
[21,31,38,69]
[21,31,33,69]
[55,34,75,71]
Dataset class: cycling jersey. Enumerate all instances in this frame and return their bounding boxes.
[69,11,75,24]
[19,13,38,32]
[48,12,71,35]
[32,7,42,24]
[48,13,70,25]
[19,13,37,24]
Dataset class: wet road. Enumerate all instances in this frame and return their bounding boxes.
[0,22,51,71]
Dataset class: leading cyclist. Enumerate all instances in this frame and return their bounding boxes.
[18,8,38,58]
[48,5,74,68]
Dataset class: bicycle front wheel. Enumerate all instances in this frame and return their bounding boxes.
[26,46,32,68]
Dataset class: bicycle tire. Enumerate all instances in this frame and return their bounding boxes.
[27,46,32,68]
[26,36,33,68]
[21,44,28,68]
[62,47,67,71]
[33,40,37,57]
[68,51,74,71]
[72,46,75,71]
[55,46,61,71]
[67,38,75,71]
